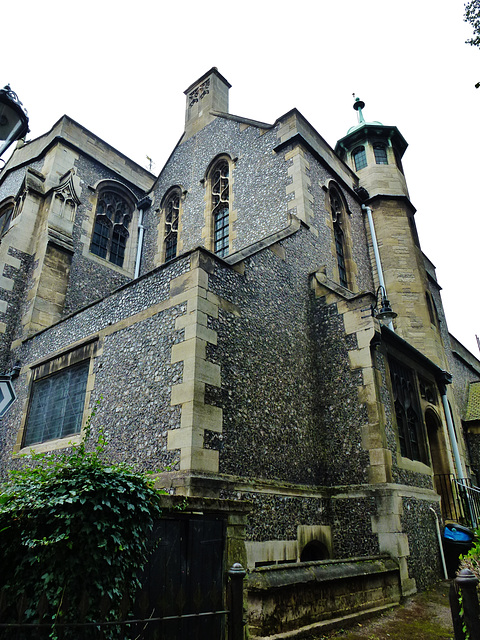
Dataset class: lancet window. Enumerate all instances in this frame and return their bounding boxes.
[0,202,14,237]
[211,160,230,257]
[388,357,427,463]
[330,188,348,288]
[164,190,180,262]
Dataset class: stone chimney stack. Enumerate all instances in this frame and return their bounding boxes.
[183,68,231,141]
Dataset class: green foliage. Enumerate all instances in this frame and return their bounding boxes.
[465,1,480,48]
[459,532,480,579]
[0,407,165,637]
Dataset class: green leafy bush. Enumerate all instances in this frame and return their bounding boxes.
[459,533,480,580]
[0,415,165,638]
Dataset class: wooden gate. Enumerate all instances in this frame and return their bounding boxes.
[137,514,226,639]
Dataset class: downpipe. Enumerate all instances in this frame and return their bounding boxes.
[430,507,448,580]
[134,208,145,279]
[362,204,394,331]
[134,195,152,279]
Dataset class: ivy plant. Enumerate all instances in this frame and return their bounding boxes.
[459,535,480,580]
[0,410,165,638]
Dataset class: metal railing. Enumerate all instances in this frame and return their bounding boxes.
[0,563,246,640]
[435,474,480,529]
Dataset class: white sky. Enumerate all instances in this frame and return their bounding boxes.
[3,0,479,356]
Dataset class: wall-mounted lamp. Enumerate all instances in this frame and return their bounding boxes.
[0,85,29,159]
[372,285,397,325]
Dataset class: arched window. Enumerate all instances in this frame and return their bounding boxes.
[0,201,14,237]
[90,189,133,268]
[211,159,230,257]
[352,146,367,171]
[163,189,180,262]
[394,148,404,174]
[425,292,439,327]
[373,144,388,165]
[388,356,427,463]
[329,188,348,288]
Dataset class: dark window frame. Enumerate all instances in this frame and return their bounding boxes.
[394,148,404,174]
[90,189,134,268]
[211,160,230,257]
[0,203,14,237]
[163,189,181,262]
[18,340,99,453]
[352,146,367,171]
[23,360,90,447]
[388,355,429,464]
[373,144,388,165]
[329,187,349,288]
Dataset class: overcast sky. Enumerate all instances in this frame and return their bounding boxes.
[3,0,479,355]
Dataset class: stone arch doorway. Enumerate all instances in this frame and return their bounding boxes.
[426,408,450,479]
[426,408,453,520]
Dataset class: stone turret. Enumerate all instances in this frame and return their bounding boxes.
[335,98,446,366]
[335,96,409,199]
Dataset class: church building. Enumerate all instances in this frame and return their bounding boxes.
[1,68,479,637]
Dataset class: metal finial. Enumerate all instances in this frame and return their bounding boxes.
[352,95,365,124]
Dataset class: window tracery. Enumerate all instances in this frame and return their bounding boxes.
[164,190,180,262]
[0,202,14,237]
[90,190,133,268]
[388,357,427,463]
[329,188,348,288]
[211,160,230,257]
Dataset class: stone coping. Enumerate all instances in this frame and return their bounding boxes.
[247,555,399,590]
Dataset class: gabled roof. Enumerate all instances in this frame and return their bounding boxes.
[0,115,155,192]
